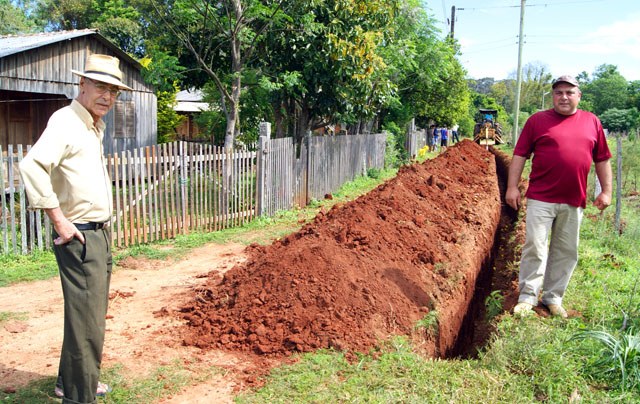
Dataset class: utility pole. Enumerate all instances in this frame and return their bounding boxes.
[512,0,526,145]
[450,6,456,39]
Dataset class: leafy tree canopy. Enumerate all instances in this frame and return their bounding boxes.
[0,0,39,34]
[600,108,638,133]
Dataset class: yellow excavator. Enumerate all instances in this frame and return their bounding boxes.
[473,108,504,146]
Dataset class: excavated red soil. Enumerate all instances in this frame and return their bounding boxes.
[179,140,504,358]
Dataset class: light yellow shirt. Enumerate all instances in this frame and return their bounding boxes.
[19,100,113,223]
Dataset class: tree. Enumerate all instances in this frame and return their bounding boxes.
[34,0,145,56]
[94,0,145,56]
[627,80,640,111]
[505,61,552,115]
[581,64,628,116]
[139,51,187,143]
[255,0,400,143]
[376,1,468,132]
[0,0,39,34]
[149,0,287,150]
[36,0,99,30]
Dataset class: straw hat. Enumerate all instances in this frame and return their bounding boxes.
[71,54,133,91]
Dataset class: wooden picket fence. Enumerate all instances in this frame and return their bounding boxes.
[1,130,386,255]
[106,142,257,248]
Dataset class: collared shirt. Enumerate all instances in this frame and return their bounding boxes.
[19,100,113,223]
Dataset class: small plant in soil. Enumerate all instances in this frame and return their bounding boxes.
[415,310,439,338]
[570,327,640,392]
[485,290,504,320]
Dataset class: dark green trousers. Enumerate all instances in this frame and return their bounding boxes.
[53,228,112,404]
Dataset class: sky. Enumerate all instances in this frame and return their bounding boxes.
[426,0,640,81]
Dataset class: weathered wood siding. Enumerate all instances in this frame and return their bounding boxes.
[0,32,156,153]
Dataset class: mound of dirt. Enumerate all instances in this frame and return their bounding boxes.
[179,140,503,357]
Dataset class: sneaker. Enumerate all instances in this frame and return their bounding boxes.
[54,382,112,398]
[547,304,568,319]
[513,302,534,316]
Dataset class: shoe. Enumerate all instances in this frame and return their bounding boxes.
[513,302,534,316]
[97,382,112,396]
[547,304,568,319]
[54,382,112,398]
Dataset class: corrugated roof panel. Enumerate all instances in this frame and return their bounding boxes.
[0,29,96,58]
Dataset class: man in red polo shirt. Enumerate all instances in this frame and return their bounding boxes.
[505,75,612,318]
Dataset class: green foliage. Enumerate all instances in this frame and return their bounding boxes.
[415,310,439,338]
[35,0,99,30]
[620,135,640,192]
[580,64,630,116]
[380,123,407,168]
[366,167,381,179]
[600,108,638,133]
[571,328,640,392]
[139,50,185,94]
[627,80,640,111]
[0,251,58,287]
[93,0,144,56]
[485,290,504,321]
[155,82,185,144]
[0,0,39,34]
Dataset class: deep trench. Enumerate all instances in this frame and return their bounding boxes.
[448,147,522,359]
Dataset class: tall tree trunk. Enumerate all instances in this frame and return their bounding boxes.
[296,104,312,148]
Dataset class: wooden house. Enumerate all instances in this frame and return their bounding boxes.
[0,29,156,155]
[174,89,209,141]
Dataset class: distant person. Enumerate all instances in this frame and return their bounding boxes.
[440,127,448,153]
[427,125,435,152]
[20,54,132,402]
[452,125,460,143]
[506,75,612,318]
[432,125,440,152]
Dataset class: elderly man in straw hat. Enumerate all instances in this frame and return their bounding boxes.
[20,54,132,403]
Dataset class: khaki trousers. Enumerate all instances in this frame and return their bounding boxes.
[53,228,112,404]
[518,199,583,307]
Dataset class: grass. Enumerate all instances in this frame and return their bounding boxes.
[3,138,640,402]
[0,359,219,404]
[0,251,58,287]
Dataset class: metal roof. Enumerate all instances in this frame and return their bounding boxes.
[0,29,95,58]
[0,29,140,68]
[176,89,204,102]
[175,89,212,112]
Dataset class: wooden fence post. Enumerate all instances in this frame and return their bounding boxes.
[305,130,312,206]
[257,122,271,216]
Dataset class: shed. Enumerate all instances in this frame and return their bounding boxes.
[174,89,210,141]
[0,29,157,155]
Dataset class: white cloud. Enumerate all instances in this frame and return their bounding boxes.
[558,14,640,59]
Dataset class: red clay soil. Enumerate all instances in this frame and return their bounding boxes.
[179,140,503,358]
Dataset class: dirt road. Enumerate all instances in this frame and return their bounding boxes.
[0,242,259,402]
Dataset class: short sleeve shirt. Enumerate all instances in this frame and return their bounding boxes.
[514,109,611,208]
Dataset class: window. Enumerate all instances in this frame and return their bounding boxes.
[114,100,136,138]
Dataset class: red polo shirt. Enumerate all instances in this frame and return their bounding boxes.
[514,109,611,208]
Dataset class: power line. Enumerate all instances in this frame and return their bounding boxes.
[457,0,606,11]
